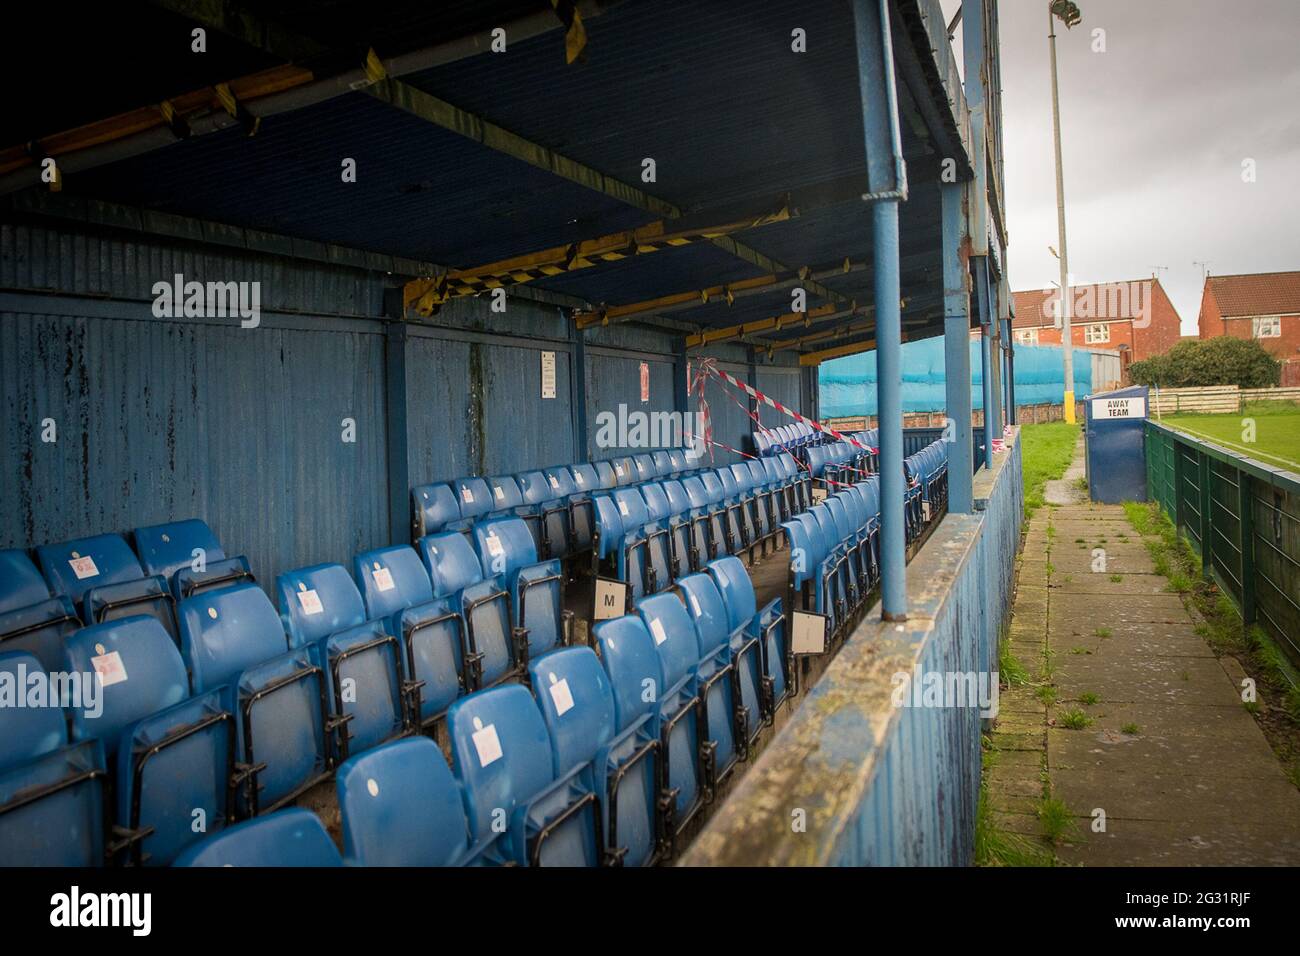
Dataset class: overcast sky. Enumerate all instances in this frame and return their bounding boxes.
[942,0,1300,332]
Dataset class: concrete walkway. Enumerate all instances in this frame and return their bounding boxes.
[991,443,1300,865]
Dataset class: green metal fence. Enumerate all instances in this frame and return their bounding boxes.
[1146,422,1300,666]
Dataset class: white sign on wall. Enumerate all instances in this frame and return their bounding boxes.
[541,351,557,399]
[1091,396,1146,420]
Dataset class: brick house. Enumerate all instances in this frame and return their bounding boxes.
[1196,270,1300,386]
[1010,278,1184,364]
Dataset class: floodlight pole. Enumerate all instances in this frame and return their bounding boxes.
[1048,4,1076,423]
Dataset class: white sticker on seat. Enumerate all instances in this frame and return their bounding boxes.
[461,487,474,503]
[494,486,504,500]
[69,556,99,580]
[618,500,630,517]
[649,618,668,646]
[549,677,575,716]
[372,567,395,592]
[574,472,585,485]
[472,723,503,767]
[485,534,504,558]
[689,594,702,617]
[297,589,324,615]
[91,650,128,687]
[548,475,560,490]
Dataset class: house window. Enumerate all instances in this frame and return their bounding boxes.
[1015,329,1038,346]
[1084,323,1109,344]
[1252,315,1281,338]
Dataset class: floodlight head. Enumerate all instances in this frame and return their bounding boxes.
[1050,1,1082,28]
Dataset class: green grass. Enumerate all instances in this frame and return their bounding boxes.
[1121,722,1140,735]
[1163,405,1300,471]
[1019,421,1081,519]
[1037,796,1079,846]
[1079,692,1100,705]
[999,635,1031,688]
[1058,708,1092,730]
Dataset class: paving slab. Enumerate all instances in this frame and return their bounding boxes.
[983,442,1300,866]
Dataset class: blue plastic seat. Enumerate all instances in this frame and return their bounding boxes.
[651,450,674,478]
[472,517,565,658]
[448,684,602,866]
[517,470,567,559]
[277,564,407,762]
[610,457,636,487]
[695,472,731,558]
[529,646,659,866]
[65,616,232,866]
[419,532,522,690]
[179,582,328,815]
[36,533,177,640]
[356,545,467,727]
[708,556,790,719]
[677,572,759,760]
[174,808,341,867]
[0,651,107,866]
[631,454,656,484]
[412,482,463,537]
[549,464,596,551]
[337,736,502,866]
[132,519,228,597]
[0,548,81,672]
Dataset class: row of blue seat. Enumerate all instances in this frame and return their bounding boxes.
[0,509,574,866]
[751,420,816,456]
[0,521,254,672]
[172,555,786,867]
[782,438,950,644]
[592,454,812,603]
[411,449,713,561]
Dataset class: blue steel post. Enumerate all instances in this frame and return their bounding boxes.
[1002,316,1014,423]
[942,182,975,513]
[986,263,1003,439]
[976,261,995,467]
[853,0,907,619]
[568,313,589,461]
[383,292,411,545]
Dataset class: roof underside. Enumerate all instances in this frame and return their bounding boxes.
[7,0,971,360]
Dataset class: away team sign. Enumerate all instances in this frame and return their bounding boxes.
[1091,396,1146,419]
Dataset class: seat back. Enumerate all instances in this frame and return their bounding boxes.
[592,616,663,732]
[416,532,484,598]
[337,737,471,866]
[631,455,656,483]
[276,563,366,648]
[132,520,225,584]
[635,592,700,689]
[412,483,461,536]
[174,808,341,867]
[36,534,144,610]
[675,574,730,660]
[0,737,104,866]
[667,449,689,474]
[611,457,636,486]
[706,557,757,634]
[661,480,690,515]
[568,463,599,493]
[453,478,493,523]
[593,460,617,490]
[447,685,555,843]
[0,549,51,614]
[680,476,709,510]
[528,646,616,778]
[63,617,188,760]
[0,652,68,769]
[640,484,672,523]
[487,475,525,512]
[179,582,289,692]
[612,488,650,530]
[472,517,537,582]
[698,472,725,505]
[517,471,555,506]
[353,545,434,621]
[651,451,674,477]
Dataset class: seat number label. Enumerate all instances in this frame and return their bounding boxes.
[549,678,574,716]
[618,500,630,517]
[372,568,395,592]
[461,487,474,503]
[69,556,99,579]
[485,534,504,558]
[91,650,128,687]
[297,589,324,615]
[473,723,503,767]
[649,617,668,646]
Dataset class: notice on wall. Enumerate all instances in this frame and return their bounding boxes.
[1091,396,1146,420]
[541,351,557,399]
[640,361,650,403]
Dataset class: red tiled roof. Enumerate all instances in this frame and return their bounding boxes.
[1011,279,1161,328]
[1206,271,1300,317]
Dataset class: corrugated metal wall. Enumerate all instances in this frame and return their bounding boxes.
[585,349,677,460]
[0,306,389,587]
[1,218,814,586]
